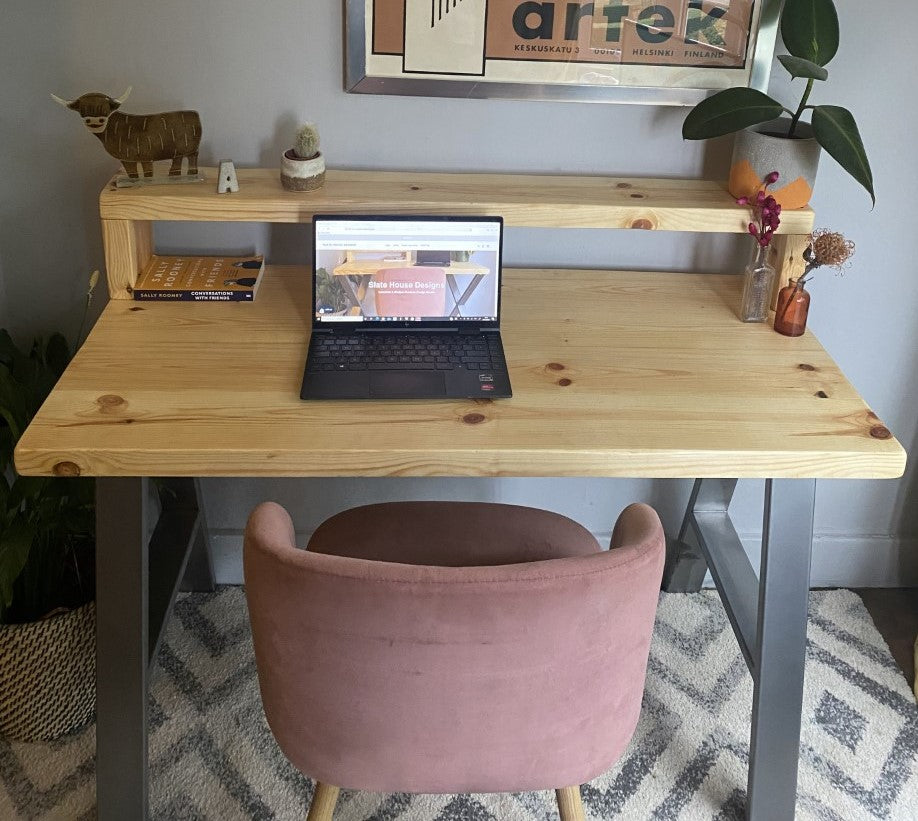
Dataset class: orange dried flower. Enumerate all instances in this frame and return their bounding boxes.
[809,230,855,270]
[799,229,855,286]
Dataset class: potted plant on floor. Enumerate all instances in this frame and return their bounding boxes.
[280,122,326,191]
[682,0,873,209]
[0,281,99,741]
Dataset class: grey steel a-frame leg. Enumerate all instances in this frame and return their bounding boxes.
[662,477,816,821]
[95,477,214,820]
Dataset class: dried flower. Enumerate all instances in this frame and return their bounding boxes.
[807,230,855,271]
[738,172,781,248]
[799,230,855,286]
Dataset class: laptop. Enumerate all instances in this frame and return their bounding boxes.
[301,215,512,400]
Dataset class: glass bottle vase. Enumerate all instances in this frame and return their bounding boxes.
[774,278,811,337]
[740,244,777,322]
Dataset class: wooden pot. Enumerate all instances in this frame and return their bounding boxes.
[280,149,326,191]
[728,118,821,210]
[0,601,96,741]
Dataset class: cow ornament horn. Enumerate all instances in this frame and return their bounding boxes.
[52,87,202,180]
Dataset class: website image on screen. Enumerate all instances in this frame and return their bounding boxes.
[314,219,500,322]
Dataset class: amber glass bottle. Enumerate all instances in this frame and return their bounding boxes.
[774,278,810,337]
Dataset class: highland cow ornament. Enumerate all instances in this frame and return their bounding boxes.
[51,86,202,182]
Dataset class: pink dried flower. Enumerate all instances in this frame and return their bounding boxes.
[740,172,782,248]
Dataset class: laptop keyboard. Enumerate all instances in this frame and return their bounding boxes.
[309,333,506,372]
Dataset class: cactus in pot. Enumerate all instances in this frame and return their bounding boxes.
[281,122,326,191]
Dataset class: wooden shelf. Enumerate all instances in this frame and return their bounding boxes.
[100,168,814,231]
[99,167,815,300]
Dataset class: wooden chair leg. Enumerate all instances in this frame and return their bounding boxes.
[556,785,585,821]
[306,782,340,821]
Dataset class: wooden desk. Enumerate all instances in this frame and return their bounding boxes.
[15,267,903,479]
[15,168,905,820]
[15,267,905,821]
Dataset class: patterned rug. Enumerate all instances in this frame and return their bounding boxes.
[1,588,916,820]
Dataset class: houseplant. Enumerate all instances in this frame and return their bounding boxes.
[682,0,873,209]
[0,278,98,740]
[280,122,326,191]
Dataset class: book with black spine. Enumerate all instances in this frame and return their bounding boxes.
[132,254,265,301]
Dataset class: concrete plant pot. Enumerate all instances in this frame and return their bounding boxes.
[280,149,326,191]
[728,118,821,210]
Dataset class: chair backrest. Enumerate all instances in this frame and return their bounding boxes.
[371,266,447,316]
[244,502,663,795]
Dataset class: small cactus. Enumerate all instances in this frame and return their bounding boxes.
[293,123,320,159]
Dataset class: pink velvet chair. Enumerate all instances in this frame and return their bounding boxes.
[243,501,664,821]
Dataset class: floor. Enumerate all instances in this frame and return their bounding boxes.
[856,587,918,689]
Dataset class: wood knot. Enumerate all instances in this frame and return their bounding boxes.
[867,410,879,420]
[462,413,486,425]
[629,193,645,199]
[97,394,126,408]
[869,425,892,440]
[615,182,632,189]
[547,362,565,371]
[630,218,653,230]
[410,185,421,191]
[798,363,817,371]
[53,461,81,477]
[815,390,828,398]
[558,378,572,386]
[129,306,144,311]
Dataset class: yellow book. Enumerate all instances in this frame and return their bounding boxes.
[132,254,264,301]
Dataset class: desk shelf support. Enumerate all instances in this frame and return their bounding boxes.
[102,218,152,300]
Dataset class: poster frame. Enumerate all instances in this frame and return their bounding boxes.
[345,0,780,106]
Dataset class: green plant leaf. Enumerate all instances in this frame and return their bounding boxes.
[811,105,875,205]
[777,54,828,81]
[0,518,35,610]
[45,333,71,378]
[781,0,839,66]
[0,330,18,366]
[8,475,51,510]
[682,88,786,140]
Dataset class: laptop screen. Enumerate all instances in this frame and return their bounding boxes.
[313,215,502,328]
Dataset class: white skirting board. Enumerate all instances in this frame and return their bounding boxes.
[210,531,918,588]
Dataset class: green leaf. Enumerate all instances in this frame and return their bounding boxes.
[0,366,28,441]
[0,519,35,610]
[811,105,875,205]
[0,330,18,366]
[683,88,786,140]
[781,0,839,66]
[777,54,828,81]
[9,476,51,510]
[44,333,71,378]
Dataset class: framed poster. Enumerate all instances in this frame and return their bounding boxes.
[346,0,779,105]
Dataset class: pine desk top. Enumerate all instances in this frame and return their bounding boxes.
[14,267,905,479]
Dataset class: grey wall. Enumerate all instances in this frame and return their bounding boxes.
[2,1,915,584]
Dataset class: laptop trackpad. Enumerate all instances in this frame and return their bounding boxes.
[369,370,446,398]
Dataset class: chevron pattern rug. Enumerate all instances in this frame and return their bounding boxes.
[1,588,916,820]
